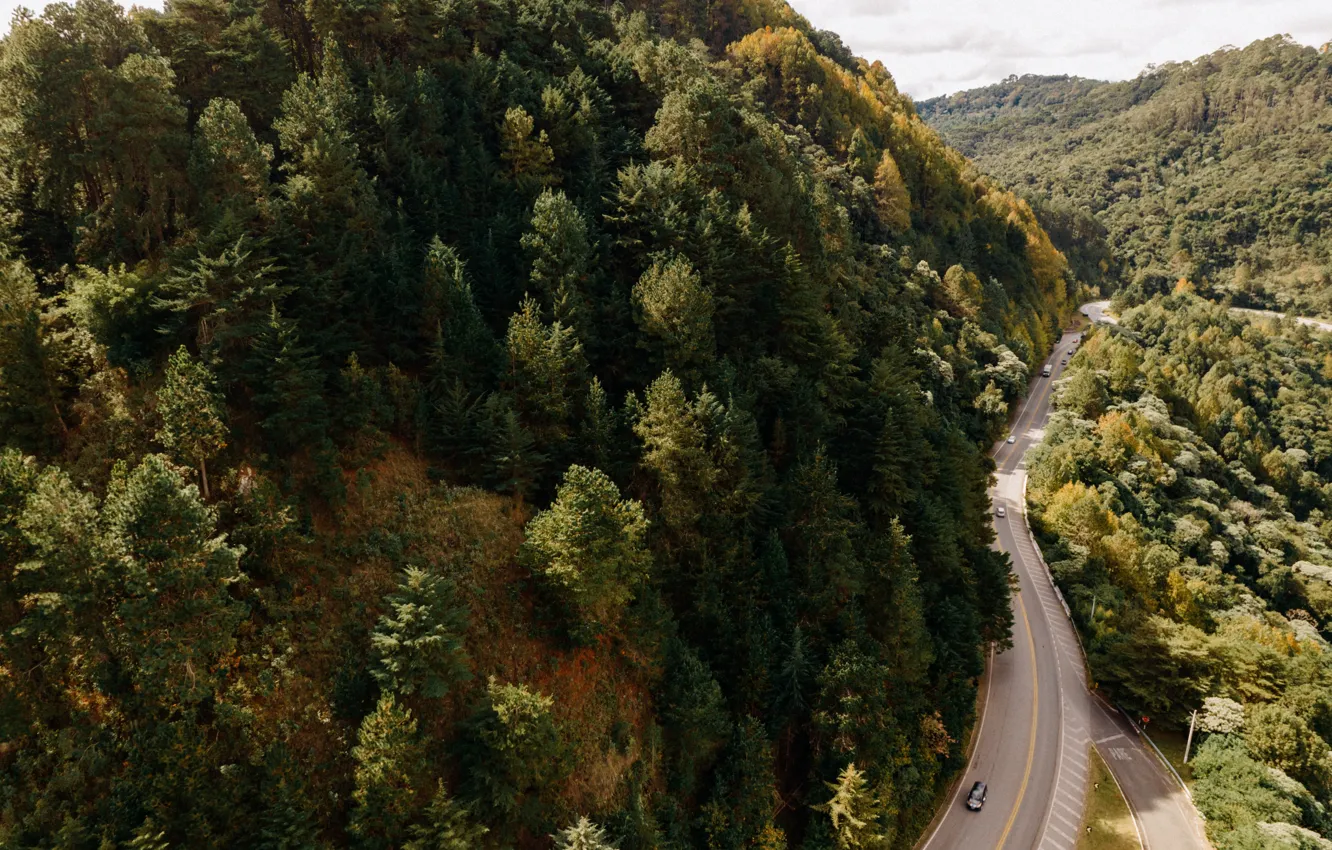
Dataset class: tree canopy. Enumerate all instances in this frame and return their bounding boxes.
[0,0,1083,847]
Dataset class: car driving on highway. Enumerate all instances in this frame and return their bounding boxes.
[995,505,1006,518]
[966,781,987,811]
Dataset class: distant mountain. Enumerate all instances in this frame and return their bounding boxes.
[919,36,1332,317]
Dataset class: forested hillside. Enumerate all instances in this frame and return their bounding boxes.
[0,0,1080,846]
[1027,295,1332,849]
[919,37,1332,318]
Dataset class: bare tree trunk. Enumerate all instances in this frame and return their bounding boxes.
[200,456,211,501]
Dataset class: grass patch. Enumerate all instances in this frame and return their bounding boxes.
[1144,727,1195,785]
[1078,747,1140,850]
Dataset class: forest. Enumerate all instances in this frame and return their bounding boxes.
[0,0,1082,847]
[919,36,1332,319]
[1027,294,1332,850]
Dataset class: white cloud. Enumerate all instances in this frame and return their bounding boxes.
[788,0,1330,98]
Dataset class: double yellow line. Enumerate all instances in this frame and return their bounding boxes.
[995,594,1039,849]
[991,336,1071,848]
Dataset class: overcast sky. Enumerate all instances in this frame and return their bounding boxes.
[787,0,1330,99]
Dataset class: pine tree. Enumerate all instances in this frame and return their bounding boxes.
[814,763,887,850]
[421,238,497,382]
[370,567,471,699]
[350,694,426,850]
[8,462,102,705]
[661,640,731,794]
[481,393,546,506]
[846,128,876,181]
[700,717,784,850]
[522,189,593,337]
[127,817,171,850]
[460,677,565,829]
[0,0,189,262]
[873,151,911,233]
[505,297,586,455]
[0,448,37,566]
[155,346,227,500]
[501,106,557,193]
[271,48,383,354]
[632,371,716,535]
[632,254,715,379]
[521,465,650,627]
[255,773,322,850]
[430,377,485,477]
[156,236,286,365]
[249,308,328,453]
[0,256,71,452]
[553,816,616,850]
[188,97,274,230]
[101,453,247,707]
[579,377,618,477]
[404,782,489,850]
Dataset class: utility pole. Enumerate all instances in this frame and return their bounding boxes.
[1183,708,1198,763]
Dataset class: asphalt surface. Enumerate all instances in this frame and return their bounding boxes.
[920,319,1211,850]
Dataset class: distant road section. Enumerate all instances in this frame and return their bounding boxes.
[1082,300,1332,333]
[1080,301,1118,326]
[1229,307,1332,333]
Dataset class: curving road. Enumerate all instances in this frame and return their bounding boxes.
[1084,299,1332,334]
[920,317,1211,850]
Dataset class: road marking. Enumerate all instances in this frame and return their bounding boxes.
[996,593,1039,850]
[919,643,996,850]
[1046,820,1075,844]
[1096,733,1127,744]
[1096,739,1148,850]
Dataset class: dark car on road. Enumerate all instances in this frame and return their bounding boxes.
[966,781,987,811]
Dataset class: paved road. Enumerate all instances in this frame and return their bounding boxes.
[921,324,1211,850]
[1217,307,1332,333]
[1083,300,1332,333]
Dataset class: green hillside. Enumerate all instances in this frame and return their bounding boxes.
[919,36,1332,317]
[0,0,1080,846]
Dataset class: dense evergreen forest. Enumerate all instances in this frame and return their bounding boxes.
[1028,295,1332,850]
[919,37,1332,319]
[0,0,1082,846]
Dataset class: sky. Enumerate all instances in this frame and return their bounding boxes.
[787,0,1330,99]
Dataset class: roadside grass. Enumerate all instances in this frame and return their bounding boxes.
[1144,727,1195,785]
[1078,747,1141,850]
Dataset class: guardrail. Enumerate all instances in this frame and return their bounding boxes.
[1019,476,1197,804]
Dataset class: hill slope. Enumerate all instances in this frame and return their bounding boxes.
[0,0,1076,847]
[919,36,1332,317]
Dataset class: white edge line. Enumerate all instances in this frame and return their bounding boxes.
[920,642,995,850]
[1098,738,1148,850]
[926,331,1078,850]
[1017,333,1078,850]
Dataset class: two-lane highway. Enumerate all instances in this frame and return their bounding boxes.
[923,331,1088,850]
[921,317,1211,850]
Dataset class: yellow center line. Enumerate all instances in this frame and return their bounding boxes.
[996,592,1039,850]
